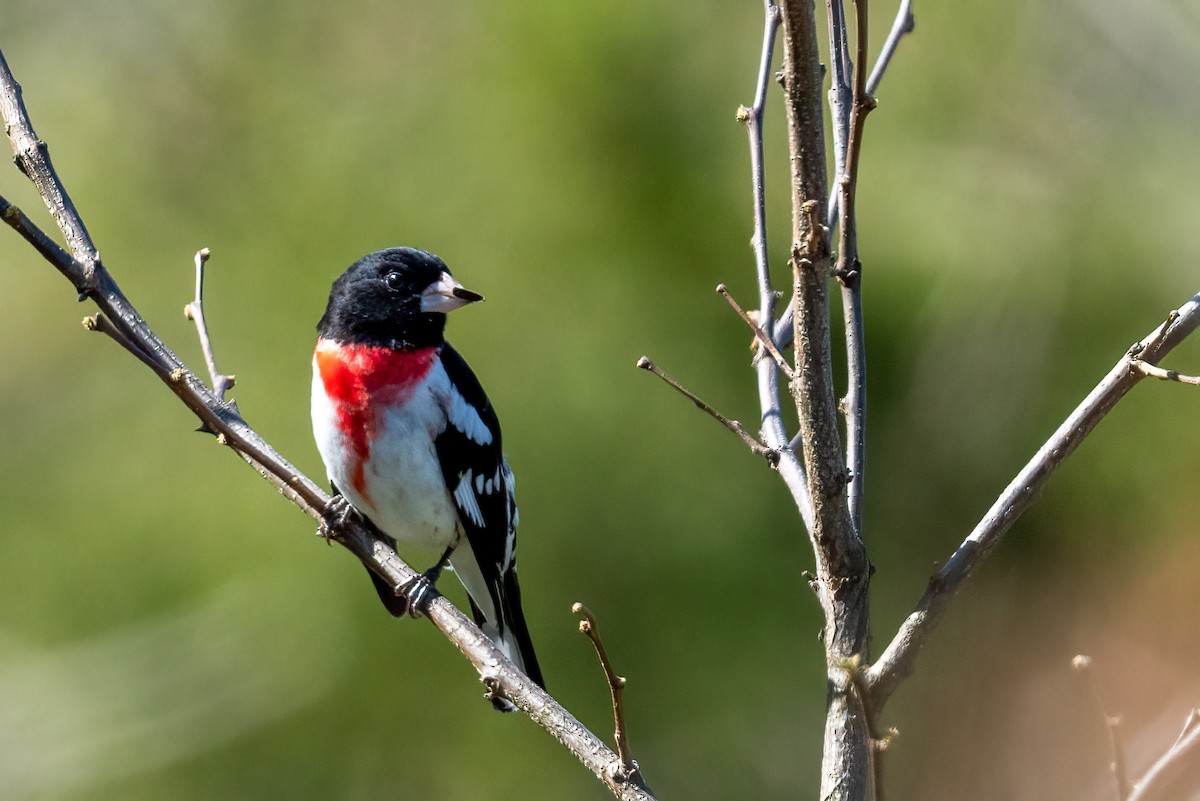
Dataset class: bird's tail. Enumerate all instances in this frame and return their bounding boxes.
[468,567,544,711]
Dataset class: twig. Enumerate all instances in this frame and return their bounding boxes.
[868,296,1200,709]
[1128,710,1200,801]
[824,0,853,230]
[83,313,162,372]
[1130,360,1200,386]
[573,603,641,785]
[1072,655,1129,801]
[741,0,815,531]
[772,0,916,347]
[184,248,236,403]
[636,356,777,464]
[716,282,794,378]
[0,193,79,287]
[0,46,657,801]
[866,0,915,94]
[833,0,876,539]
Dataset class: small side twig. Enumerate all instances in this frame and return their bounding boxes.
[83,313,162,372]
[716,283,794,378]
[636,356,777,464]
[573,603,640,784]
[1128,710,1200,801]
[184,248,236,403]
[1129,360,1200,386]
[1073,655,1129,801]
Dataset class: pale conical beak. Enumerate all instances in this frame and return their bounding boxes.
[419,272,484,313]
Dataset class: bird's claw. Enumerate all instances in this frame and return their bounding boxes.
[395,569,441,618]
[318,495,357,544]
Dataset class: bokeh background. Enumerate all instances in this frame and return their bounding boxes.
[2,1,1199,799]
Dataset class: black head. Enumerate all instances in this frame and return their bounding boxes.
[316,248,483,349]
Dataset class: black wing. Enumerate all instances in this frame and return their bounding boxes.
[434,344,543,689]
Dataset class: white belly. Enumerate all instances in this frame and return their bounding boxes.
[311,366,462,563]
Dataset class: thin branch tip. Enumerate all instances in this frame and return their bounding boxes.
[574,602,638,779]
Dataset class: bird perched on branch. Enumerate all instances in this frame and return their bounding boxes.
[311,248,543,708]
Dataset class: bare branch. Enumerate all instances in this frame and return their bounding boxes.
[83,313,162,372]
[0,193,77,284]
[184,248,237,403]
[1128,710,1200,801]
[772,0,916,347]
[1073,655,1130,801]
[868,296,1200,709]
[636,356,777,464]
[833,0,877,538]
[780,1,873,797]
[716,282,794,378]
[740,0,815,532]
[0,47,658,801]
[1130,360,1200,386]
[0,51,99,294]
[573,603,642,786]
[866,0,915,94]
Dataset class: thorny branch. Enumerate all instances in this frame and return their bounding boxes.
[0,48,655,801]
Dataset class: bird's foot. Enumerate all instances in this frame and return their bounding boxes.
[394,567,443,618]
[318,495,357,544]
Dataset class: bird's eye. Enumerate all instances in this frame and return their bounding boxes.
[384,271,404,291]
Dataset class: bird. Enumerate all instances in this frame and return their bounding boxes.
[310,247,543,707]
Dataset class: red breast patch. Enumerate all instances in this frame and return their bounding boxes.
[315,339,438,499]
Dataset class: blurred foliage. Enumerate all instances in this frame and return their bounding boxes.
[2,1,1199,799]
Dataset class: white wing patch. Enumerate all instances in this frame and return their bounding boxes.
[447,385,494,445]
[454,469,486,527]
[501,460,518,571]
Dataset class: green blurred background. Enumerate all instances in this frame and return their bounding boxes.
[2,1,1199,799]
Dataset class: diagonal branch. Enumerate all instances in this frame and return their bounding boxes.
[637,356,777,464]
[1128,710,1200,801]
[0,47,656,801]
[716,282,794,378]
[866,0,915,94]
[868,295,1200,709]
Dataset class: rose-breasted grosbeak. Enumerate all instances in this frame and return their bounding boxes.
[311,248,543,705]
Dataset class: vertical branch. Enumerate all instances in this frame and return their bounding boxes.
[835,0,876,537]
[779,1,874,799]
[740,0,815,530]
[824,0,853,229]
